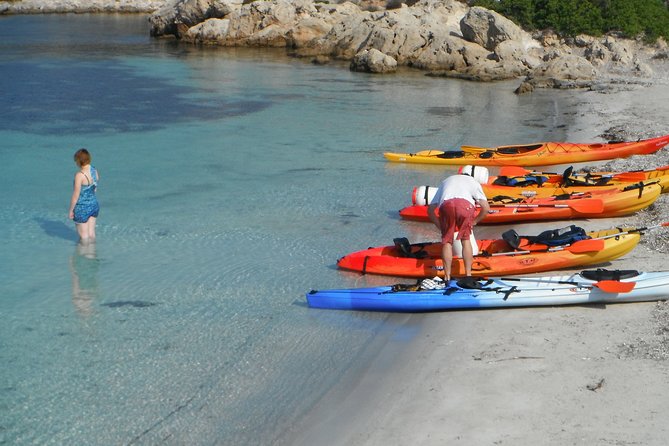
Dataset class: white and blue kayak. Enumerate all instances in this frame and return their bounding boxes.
[306,270,669,312]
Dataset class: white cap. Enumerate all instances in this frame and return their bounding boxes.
[458,165,489,184]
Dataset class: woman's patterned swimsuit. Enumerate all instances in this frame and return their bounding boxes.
[74,166,99,224]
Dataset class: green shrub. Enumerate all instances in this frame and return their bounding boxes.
[470,0,669,41]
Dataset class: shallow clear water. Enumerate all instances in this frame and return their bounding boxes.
[0,14,585,445]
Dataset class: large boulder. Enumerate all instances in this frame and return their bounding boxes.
[186,18,231,43]
[410,34,490,71]
[460,6,533,52]
[535,54,597,80]
[286,16,334,47]
[150,0,238,38]
[350,48,397,72]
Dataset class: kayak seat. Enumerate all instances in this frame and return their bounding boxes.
[510,143,543,152]
[389,281,422,292]
[502,229,522,250]
[490,195,524,204]
[580,269,640,281]
[436,151,465,158]
[497,147,521,154]
[393,237,428,259]
[526,224,590,247]
[456,277,494,289]
[562,175,612,187]
[492,175,549,187]
[561,166,614,187]
[502,225,590,250]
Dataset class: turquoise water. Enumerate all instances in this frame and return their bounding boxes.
[0,14,585,445]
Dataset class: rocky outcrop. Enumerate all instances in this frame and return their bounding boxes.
[5,0,664,93]
[151,0,548,81]
[0,0,162,14]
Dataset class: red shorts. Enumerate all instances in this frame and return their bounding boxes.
[438,198,476,244]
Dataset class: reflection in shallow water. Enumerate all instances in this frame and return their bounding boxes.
[69,242,99,317]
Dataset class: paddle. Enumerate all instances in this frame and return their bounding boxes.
[498,276,636,293]
[490,238,605,256]
[590,221,669,241]
[594,280,636,293]
[611,172,647,182]
[498,198,604,214]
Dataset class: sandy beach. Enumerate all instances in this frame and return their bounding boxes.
[285,55,669,445]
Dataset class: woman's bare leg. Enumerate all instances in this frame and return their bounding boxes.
[76,223,88,243]
[87,217,97,241]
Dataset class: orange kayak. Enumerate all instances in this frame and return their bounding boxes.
[383,135,669,166]
[403,182,661,223]
[337,226,641,278]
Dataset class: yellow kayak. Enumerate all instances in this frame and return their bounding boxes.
[384,135,669,166]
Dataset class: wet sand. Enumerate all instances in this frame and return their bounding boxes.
[286,58,669,445]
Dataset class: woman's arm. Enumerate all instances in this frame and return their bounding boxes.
[69,173,83,219]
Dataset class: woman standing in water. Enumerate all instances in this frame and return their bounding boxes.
[68,148,100,243]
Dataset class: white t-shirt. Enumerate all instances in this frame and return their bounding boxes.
[429,174,487,206]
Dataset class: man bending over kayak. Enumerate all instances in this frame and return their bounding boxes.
[427,165,490,281]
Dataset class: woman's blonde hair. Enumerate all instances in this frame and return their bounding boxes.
[74,148,91,167]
